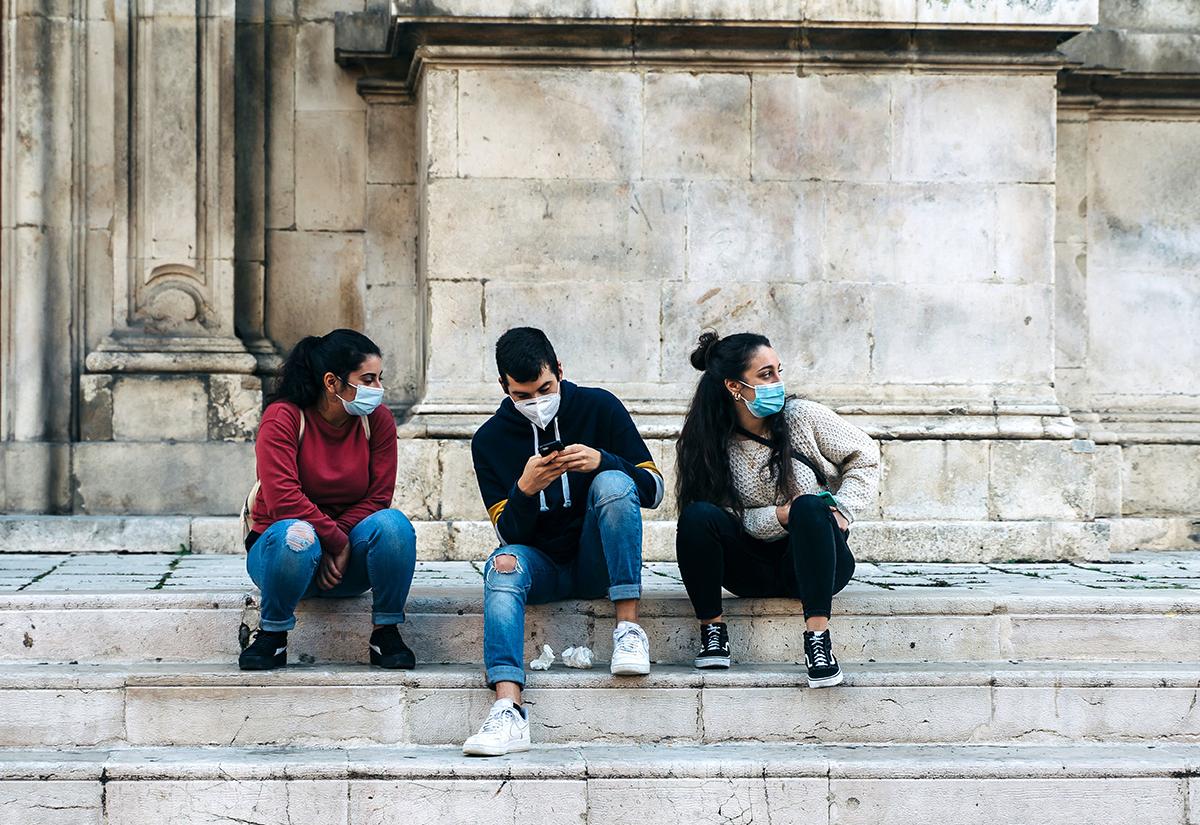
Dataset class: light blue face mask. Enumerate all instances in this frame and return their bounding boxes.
[740,380,785,418]
[339,382,384,417]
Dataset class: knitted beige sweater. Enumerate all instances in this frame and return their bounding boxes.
[730,398,880,541]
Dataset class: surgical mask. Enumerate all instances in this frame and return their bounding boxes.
[514,392,560,430]
[338,382,384,417]
[740,380,785,418]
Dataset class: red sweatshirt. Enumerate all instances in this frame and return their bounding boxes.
[250,400,398,551]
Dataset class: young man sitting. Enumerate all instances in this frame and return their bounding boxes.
[463,327,664,756]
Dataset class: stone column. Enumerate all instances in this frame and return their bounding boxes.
[76,0,259,513]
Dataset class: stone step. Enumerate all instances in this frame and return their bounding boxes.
[2,661,1197,749]
[3,557,1199,665]
[1,742,1197,824]
[0,514,1129,562]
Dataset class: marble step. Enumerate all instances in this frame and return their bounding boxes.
[0,514,1133,562]
[1,742,1197,824]
[1,661,1198,749]
[3,558,1199,665]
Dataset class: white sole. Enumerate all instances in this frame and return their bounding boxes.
[807,671,844,689]
[610,661,651,676]
[694,657,731,669]
[462,739,531,757]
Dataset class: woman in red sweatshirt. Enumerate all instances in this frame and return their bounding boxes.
[238,329,416,671]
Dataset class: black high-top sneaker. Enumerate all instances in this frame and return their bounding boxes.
[369,625,416,669]
[694,622,731,669]
[238,629,288,671]
[802,629,843,688]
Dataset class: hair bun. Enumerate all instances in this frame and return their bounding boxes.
[689,331,720,371]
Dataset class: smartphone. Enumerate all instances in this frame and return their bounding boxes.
[538,439,565,457]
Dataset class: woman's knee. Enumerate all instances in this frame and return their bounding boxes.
[788,494,829,524]
[265,519,320,558]
[678,501,726,532]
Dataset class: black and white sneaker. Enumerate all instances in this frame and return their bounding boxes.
[238,628,287,671]
[369,625,416,669]
[803,629,843,688]
[694,622,731,669]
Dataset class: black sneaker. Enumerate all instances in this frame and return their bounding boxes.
[693,622,731,669]
[238,629,287,671]
[369,625,416,669]
[803,629,843,688]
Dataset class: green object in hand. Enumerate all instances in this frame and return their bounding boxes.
[817,491,840,510]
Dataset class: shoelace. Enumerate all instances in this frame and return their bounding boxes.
[615,627,645,655]
[480,707,515,733]
[704,625,724,652]
[809,635,830,669]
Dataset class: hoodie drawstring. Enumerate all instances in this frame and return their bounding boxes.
[531,419,572,513]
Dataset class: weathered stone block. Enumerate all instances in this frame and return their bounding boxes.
[440,440,485,521]
[643,72,750,180]
[297,0,366,20]
[1056,118,1088,246]
[638,0,802,18]
[880,441,988,520]
[125,686,406,746]
[367,103,417,185]
[425,280,487,387]
[0,443,71,514]
[207,375,262,441]
[457,68,642,179]
[0,781,101,825]
[1089,120,1200,273]
[686,182,823,283]
[267,22,296,229]
[990,441,1096,520]
[73,443,256,515]
[420,68,458,179]
[1107,517,1200,552]
[1122,445,1200,516]
[425,179,686,281]
[917,0,1098,26]
[295,110,366,231]
[753,72,891,181]
[996,184,1054,284]
[365,184,418,287]
[1087,266,1200,399]
[295,20,364,111]
[105,780,350,825]
[393,439,444,520]
[1093,444,1122,518]
[870,283,1052,387]
[588,778,826,824]
[988,686,1200,741]
[661,282,873,385]
[891,75,1055,183]
[823,183,993,284]
[265,230,364,352]
[79,375,114,441]
[828,778,1181,825]
[482,280,663,384]
[191,516,243,554]
[111,376,209,442]
[0,689,123,747]
[349,780,586,825]
[1054,241,1088,369]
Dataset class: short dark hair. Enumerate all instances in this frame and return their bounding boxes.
[495,327,560,387]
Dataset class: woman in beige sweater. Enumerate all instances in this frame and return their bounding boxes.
[674,332,879,687]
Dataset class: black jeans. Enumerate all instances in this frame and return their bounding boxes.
[675,495,855,621]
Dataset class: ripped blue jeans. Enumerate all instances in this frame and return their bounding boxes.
[246,509,417,632]
[482,470,643,687]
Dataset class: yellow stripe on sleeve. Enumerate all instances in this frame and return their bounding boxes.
[487,499,508,525]
[636,460,661,477]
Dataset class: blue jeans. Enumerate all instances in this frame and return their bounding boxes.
[246,508,417,632]
[483,470,644,687]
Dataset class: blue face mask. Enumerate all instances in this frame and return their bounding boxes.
[740,380,785,418]
[338,382,384,417]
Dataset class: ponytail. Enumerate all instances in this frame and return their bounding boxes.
[267,329,382,410]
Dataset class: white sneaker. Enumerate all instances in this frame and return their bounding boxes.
[610,621,651,676]
[462,698,531,757]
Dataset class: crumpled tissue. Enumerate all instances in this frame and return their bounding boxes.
[529,644,556,671]
[561,645,594,669]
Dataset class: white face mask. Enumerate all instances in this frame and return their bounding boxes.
[514,393,560,430]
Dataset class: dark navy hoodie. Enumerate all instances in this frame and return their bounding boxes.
[470,380,663,561]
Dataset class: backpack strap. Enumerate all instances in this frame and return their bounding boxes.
[735,426,828,488]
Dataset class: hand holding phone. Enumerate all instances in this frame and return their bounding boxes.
[517,449,566,496]
[538,439,565,458]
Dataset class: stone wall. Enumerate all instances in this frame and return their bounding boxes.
[1,0,1197,558]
